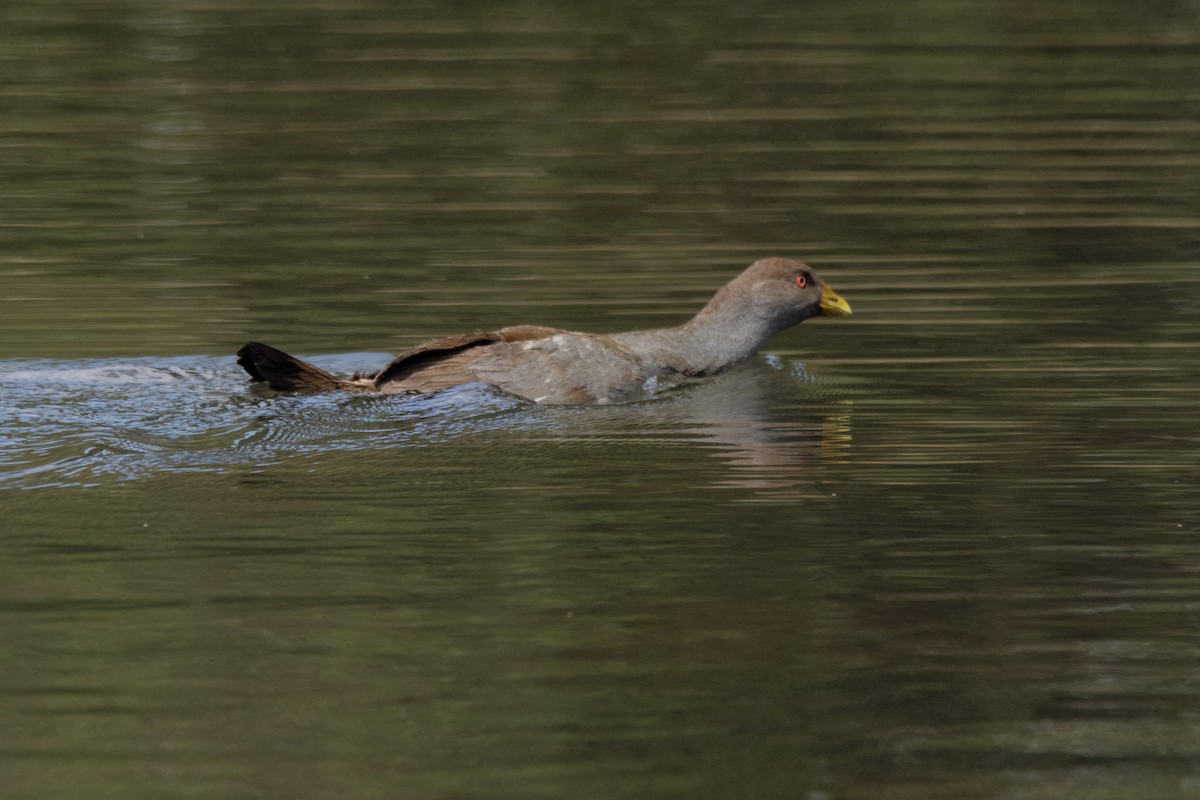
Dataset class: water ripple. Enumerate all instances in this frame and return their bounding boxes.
[0,353,864,491]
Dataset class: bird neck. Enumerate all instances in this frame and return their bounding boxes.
[611,302,782,376]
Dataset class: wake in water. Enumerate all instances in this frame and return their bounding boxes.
[0,353,538,489]
[0,352,856,492]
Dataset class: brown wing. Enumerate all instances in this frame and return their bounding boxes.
[465,333,648,404]
[371,325,566,394]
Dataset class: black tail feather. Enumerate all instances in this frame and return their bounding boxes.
[236,342,344,393]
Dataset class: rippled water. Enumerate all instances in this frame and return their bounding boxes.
[1,352,853,492]
[2,1,1200,798]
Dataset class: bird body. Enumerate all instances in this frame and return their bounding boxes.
[237,257,851,405]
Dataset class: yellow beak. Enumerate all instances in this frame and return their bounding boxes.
[818,280,852,317]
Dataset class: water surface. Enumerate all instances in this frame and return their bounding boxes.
[2,1,1199,798]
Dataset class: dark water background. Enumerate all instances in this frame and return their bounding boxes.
[2,1,1199,798]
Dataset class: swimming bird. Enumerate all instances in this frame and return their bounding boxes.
[237,256,851,405]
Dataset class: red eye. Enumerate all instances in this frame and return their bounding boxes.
[794,273,808,289]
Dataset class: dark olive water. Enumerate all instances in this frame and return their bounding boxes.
[2,2,1200,798]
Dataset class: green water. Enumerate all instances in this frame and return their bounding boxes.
[2,1,1199,798]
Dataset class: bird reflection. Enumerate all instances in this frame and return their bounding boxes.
[639,361,853,500]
